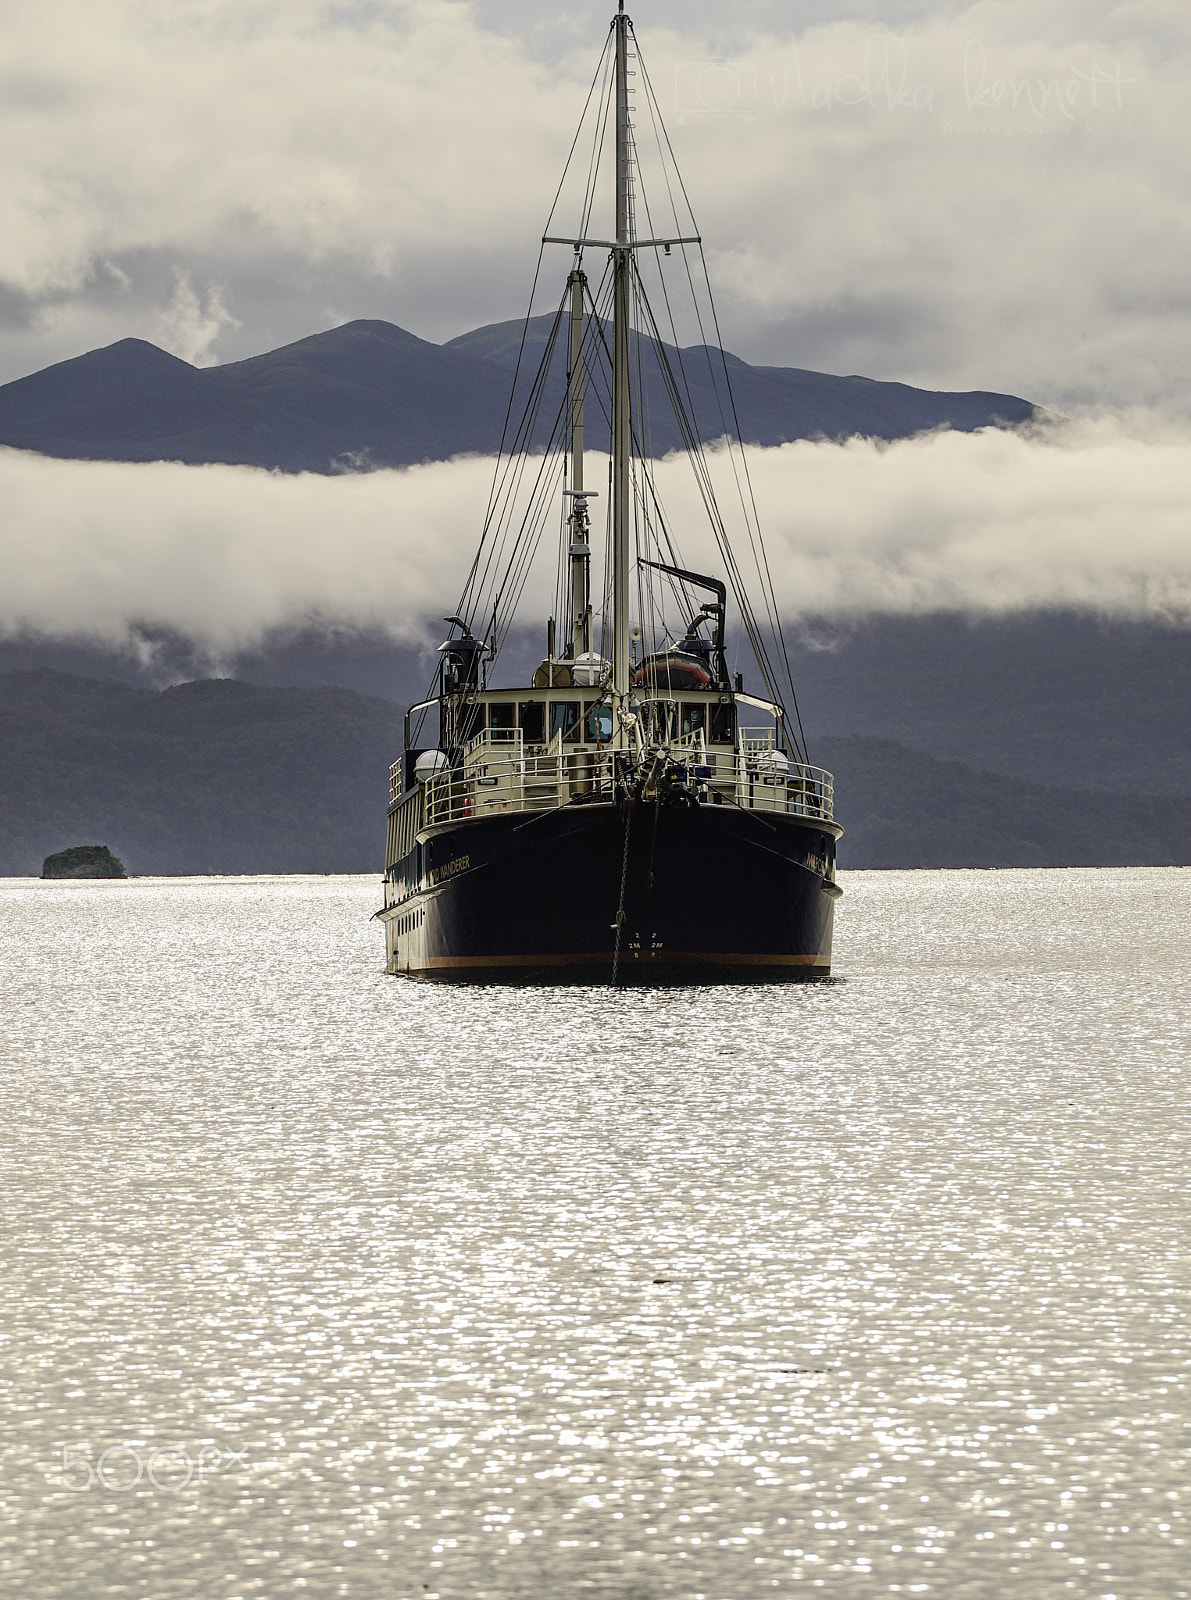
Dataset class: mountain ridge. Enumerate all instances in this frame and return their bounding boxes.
[1,667,1186,877]
[4,612,1189,798]
[0,316,1041,474]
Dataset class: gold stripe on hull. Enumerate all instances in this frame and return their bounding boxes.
[417,950,829,970]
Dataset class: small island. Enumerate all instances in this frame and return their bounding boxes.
[41,845,127,880]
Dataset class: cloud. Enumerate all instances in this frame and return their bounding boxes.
[155,270,240,366]
[3,418,1191,666]
[697,417,1191,623]
[642,2,1191,411]
[0,0,1188,412]
[0,0,577,370]
[0,447,492,656]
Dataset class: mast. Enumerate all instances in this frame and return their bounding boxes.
[568,268,591,659]
[611,1,632,728]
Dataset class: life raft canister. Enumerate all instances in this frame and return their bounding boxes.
[632,651,713,692]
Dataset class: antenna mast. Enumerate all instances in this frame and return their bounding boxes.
[611,3,632,731]
[567,268,592,659]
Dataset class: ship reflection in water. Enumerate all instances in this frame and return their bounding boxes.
[2,869,1188,1598]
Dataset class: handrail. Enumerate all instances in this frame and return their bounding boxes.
[403,696,439,754]
[408,742,834,828]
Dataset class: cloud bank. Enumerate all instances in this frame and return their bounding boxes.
[1,0,1188,413]
[3,419,1190,666]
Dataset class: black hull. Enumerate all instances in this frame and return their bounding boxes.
[381,800,839,985]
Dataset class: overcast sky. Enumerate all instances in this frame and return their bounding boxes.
[3,0,1190,665]
[3,0,1186,413]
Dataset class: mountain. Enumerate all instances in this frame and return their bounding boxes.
[0,323,514,472]
[0,670,400,875]
[815,735,1191,869]
[446,314,1040,454]
[793,612,1191,796]
[0,318,1040,473]
[6,612,1187,798]
[1,669,1187,876]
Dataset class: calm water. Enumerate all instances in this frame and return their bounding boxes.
[0,869,1188,1600]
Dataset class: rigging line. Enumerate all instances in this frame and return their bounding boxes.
[627,268,730,538]
[459,245,550,622]
[494,384,572,606]
[624,289,753,685]
[630,275,803,752]
[459,288,568,629]
[611,799,633,987]
[489,339,585,646]
[686,254,806,751]
[630,55,766,535]
[630,144,707,479]
[489,383,573,649]
[630,274,652,637]
[619,159,735,565]
[484,269,619,654]
[617,268,694,595]
[635,147,796,705]
[496,454,569,656]
[542,28,615,241]
[599,454,614,663]
[554,452,569,643]
[496,422,569,628]
[574,21,617,243]
[618,223,693,601]
[620,274,692,648]
[631,255,794,739]
[664,254,781,672]
[462,34,612,627]
[467,295,570,632]
[559,264,616,448]
[697,243,810,758]
[631,262,657,496]
[633,40,806,753]
[502,280,618,656]
[483,297,568,538]
[628,24,698,237]
[578,38,617,242]
[632,449,687,589]
[627,447,684,639]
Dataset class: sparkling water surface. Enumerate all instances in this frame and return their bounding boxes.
[0,869,1187,1600]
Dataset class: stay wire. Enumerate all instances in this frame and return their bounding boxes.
[457,32,614,638]
[634,31,809,757]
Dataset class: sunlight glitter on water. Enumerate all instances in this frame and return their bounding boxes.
[0,868,1187,1599]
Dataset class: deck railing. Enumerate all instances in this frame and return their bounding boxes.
[424,735,615,827]
[736,727,834,819]
[390,725,834,830]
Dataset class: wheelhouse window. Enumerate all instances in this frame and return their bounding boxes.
[457,701,483,745]
[518,701,545,744]
[488,702,515,731]
[551,701,581,743]
[710,702,735,744]
[585,702,614,744]
[681,702,707,740]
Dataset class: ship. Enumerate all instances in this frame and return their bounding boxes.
[379,2,842,984]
